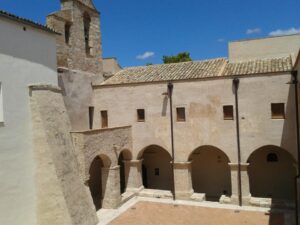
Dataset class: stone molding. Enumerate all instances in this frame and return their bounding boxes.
[28,84,62,93]
[228,163,249,171]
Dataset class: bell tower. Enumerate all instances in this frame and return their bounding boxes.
[46,0,104,130]
[47,0,103,76]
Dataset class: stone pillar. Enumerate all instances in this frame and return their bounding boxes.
[124,160,144,193]
[174,161,194,200]
[101,166,121,209]
[229,163,251,205]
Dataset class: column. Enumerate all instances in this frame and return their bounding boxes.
[101,166,121,209]
[229,163,251,205]
[124,160,144,193]
[174,161,194,200]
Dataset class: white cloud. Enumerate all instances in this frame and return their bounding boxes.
[246,28,261,35]
[269,27,300,36]
[217,38,225,43]
[136,51,155,60]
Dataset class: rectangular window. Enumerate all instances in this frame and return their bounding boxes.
[101,110,108,128]
[137,109,145,122]
[271,103,285,119]
[0,82,3,122]
[65,23,71,44]
[223,105,234,120]
[88,106,94,130]
[176,107,186,122]
[154,168,160,176]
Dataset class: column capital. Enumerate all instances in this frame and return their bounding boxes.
[173,161,192,169]
[102,165,120,171]
[124,159,143,166]
[228,163,249,171]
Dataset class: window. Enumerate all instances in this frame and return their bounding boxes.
[88,106,94,130]
[271,103,285,119]
[267,153,278,162]
[154,168,160,176]
[137,109,145,122]
[176,107,186,122]
[223,105,234,120]
[0,83,3,122]
[101,110,108,128]
[65,23,71,44]
[83,12,91,55]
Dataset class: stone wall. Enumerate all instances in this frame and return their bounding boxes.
[71,126,132,208]
[30,85,98,225]
[47,0,103,76]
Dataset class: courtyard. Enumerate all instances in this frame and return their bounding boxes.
[97,197,295,225]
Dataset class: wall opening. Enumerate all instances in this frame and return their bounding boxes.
[176,107,186,122]
[139,145,173,191]
[89,106,94,129]
[137,109,145,122]
[223,105,234,120]
[64,22,71,44]
[247,146,296,200]
[88,156,104,210]
[83,12,91,55]
[101,110,108,128]
[189,146,231,201]
[271,103,285,119]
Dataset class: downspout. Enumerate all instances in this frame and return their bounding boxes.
[168,82,176,201]
[233,78,242,207]
[292,71,300,225]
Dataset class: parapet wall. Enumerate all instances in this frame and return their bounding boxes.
[30,85,98,225]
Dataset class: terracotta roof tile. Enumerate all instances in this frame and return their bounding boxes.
[101,56,293,86]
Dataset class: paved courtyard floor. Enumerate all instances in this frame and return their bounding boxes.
[97,197,295,225]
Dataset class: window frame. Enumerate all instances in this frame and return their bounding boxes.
[271,103,285,119]
[137,109,145,122]
[176,107,186,122]
[223,105,234,120]
[101,110,108,128]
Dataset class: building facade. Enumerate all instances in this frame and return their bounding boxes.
[1,0,300,225]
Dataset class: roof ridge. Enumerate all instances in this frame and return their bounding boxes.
[0,9,59,34]
[122,57,227,70]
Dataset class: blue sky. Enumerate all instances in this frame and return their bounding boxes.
[1,0,300,67]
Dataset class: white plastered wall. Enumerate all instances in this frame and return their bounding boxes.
[0,17,57,225]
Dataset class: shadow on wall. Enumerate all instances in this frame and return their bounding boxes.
[88,155,111,211]
[189,145,232,201]
[280,79,297,160]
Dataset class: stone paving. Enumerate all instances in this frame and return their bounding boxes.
[97,196,295,225]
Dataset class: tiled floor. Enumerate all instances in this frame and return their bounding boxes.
[97,196,295,225]
[107,202,285,225]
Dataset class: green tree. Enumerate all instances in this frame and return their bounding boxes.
[163,52,192,64]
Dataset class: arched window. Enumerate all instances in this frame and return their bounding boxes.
[65,22,71,44]
[267,153,278,162]
[83,12,91,55]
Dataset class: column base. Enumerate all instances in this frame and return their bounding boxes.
[175,190,194,200]
[230,194,251,206]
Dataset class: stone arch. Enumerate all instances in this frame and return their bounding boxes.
[88,155,106,210]
[188,145,232,201]
[138,145,173,191]
[247,145,296,200]
[118,149,133,194]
